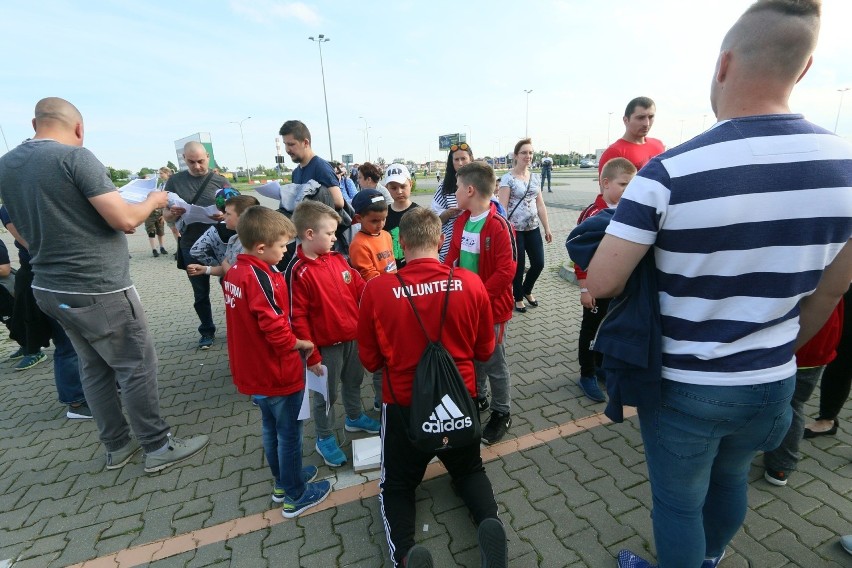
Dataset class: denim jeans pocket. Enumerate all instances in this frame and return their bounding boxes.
[756,406,793,452]
[655,404,725,460]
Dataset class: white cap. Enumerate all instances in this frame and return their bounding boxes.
[383,163,411,185]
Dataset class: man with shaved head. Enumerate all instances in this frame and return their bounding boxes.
[581,2,852,566]
[0,97,209,473]
[164,141,227,349]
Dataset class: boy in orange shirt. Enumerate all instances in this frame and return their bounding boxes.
[348,187,397,412]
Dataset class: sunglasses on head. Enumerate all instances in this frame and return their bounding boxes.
[215,187,241,210]
[450,143,469,152]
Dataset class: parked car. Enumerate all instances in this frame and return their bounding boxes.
[579,159,596,168]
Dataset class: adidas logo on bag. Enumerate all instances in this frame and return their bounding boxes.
[421,395,473,433]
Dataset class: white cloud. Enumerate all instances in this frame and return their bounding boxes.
[229,0,320,25]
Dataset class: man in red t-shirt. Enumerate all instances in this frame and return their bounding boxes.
[598,96,665,173]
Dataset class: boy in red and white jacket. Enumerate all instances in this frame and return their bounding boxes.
[445,161,517,445]
[223,206,331,519]
[288,200,378,468]
[573,157,636,403]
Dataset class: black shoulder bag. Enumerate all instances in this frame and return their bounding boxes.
[175,172,215,270]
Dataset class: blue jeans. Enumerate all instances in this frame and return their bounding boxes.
[637,377,794,567]
[763,366,824,474]
[48,316,85,405]
[181,247,216,337]
[541,168,552,191]
[255,391,306,499]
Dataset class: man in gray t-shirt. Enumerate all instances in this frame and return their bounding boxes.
[164,142,227,349]
[0,97,209,473]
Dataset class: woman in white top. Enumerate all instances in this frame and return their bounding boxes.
[498,138,553,313]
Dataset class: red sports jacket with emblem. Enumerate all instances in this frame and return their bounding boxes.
[288,245,366,367]
[223,253,304,396]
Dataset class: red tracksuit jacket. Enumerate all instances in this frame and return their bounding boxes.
[444,202,517,324]
[223,254,304,396]
[288,245,366,367]
[358,258,495,406]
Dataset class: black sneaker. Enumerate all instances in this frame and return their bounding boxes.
[764,469,788,486]
[478,518,508,568]
[481,411,511,445]
[159,247,168,254]
[152,249,159,257]
[404,545,434,568]
[476,396,490,413]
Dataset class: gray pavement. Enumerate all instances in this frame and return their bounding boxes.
[0,175,850,567]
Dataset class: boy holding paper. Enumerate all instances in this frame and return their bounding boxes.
[223,206,331,518]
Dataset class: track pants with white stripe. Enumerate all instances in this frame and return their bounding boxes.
[379,404,499,566]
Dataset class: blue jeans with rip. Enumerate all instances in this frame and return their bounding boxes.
[637,377,794,567]
[255,391,306,499]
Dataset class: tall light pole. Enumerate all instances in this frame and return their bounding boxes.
[835,87,850,134]
[524,89,533,137]
[229,116,251,182]
[359,116,371,162]
[308,34,334,160]
[607,112,613,144]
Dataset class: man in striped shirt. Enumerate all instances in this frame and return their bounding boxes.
[585,1,852,567]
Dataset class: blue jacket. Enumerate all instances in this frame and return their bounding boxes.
[566,209,662,422]
[340,177,358,202]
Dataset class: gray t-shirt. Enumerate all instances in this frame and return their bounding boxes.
[0,139,130,293]
[164,170,227,245]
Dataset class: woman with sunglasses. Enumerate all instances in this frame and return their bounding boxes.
[431,142,473,261]
[498,138,553,313]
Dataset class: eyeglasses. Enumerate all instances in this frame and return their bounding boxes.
[215,187,241,210]
[450,143,470,152]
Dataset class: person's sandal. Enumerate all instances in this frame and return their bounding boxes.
[803,418,838,438]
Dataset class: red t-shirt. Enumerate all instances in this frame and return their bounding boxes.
[598,137,665,173]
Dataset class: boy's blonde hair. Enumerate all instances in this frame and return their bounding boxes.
[292,200,341,237]
[600,157,637,182]
[237,206,295,249]
[456,161,496,198]
[398,208,442,251]
[225,195,260,216]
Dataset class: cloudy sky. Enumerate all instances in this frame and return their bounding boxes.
[2,0,850,172]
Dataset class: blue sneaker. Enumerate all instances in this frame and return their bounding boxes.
[198,335,214,350]
[281,480,332,518]
[578,375,606,402]
[701,550,726,567]
[345,413,380,434]
[15,351,46,371]
[8,347,24,360]
[315,435,347,467]
[617,550,656,568]
[271,465,319,502]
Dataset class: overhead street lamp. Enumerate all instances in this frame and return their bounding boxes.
[524,90,533,138]
[835,87,850,134]
[308,34,334,160]
[359,116,371,162]
[229,116,251,182]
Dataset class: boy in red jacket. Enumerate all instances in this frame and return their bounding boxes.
[289,200,378,468]
[573,157,636,402]
[445,161,518,445]
[223,206,331,518]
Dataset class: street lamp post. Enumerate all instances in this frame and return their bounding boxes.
[835,87,850,134]
[358,116,371,162]
[229,116,251,182]
[524,90,533,137]
[308,34,334,160]
[0,124,9,152]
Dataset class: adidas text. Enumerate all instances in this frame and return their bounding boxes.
[422,416,473,433]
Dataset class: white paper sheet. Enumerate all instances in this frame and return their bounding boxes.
[118,177,158,203]
[298,365,329,420]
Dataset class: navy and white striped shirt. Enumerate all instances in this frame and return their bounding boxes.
[607,114,852,385]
